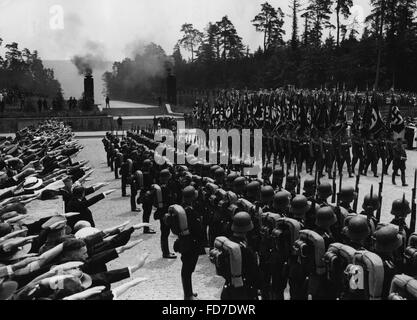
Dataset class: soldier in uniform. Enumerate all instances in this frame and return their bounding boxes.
[297,131,311,174]
[314,206,337,250]
[302,177,317,229]
[156,169,179,258]
[260,186,275,212]
[120,157,132,197]
[390,197,412,244]
[315,183,333,207]
[309,206,337,300]
[373,225,403,299]
[308,132,323,176]
[302,177,316,201]
[130,170,141,212]
[388,197,411,270]
[378,136,388,175]
[363,134,379,177]
[351,131,364,176]
[245,181,261,203]
[288,195,310,300]
[214,168,226,189]
[337,133,353,178]
[272,168,285,191]
[233,177,247,198]
[225,172,238,191]
[114,150,124,180]
[323,132,335,179]
[261,167,272,186]
[392,138,408,186]
[285,175,299,199]
[359,191,380,248]
[338,186,357,213]
[139,159,158,236]
[285,130,297,171]
[272,133,283,168]
[271,191,291,216]
[344,215,371,250]
[179,186,205,300]
[221,212,262,300]
[384,136,395,175]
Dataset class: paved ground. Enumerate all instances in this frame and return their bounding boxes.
[98,101,161,109]
[75,138,224,300]
[74,137,417,300]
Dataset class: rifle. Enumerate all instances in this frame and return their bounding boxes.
[353,174,361,212]
[294,165,300,194]
[331,161,337,203]
[314,162,319,197]
[410,169,417,234]
[376,168,384,222]
[337,172,343,206]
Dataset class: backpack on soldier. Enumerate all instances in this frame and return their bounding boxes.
[164,204,189,237]
[323,243,356,299]
[134,170,144,189]
[343,250,384,300]
[209,236,243,282]
[404,233,417,276]
[389,274,417,300]
[209,236,254,300]
[259,212,282,257]
[152,184,165,220]
[293,229,326,276]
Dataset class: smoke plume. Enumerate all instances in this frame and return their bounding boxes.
[71,40,107,76]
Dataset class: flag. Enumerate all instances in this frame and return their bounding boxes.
[271,95,281,124]
[338,92,347,123]
[314,98,329,132]
[365,94,386,136]
[390,103,405,140]
[352,94,362,131]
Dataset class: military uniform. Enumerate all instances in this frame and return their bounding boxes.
[392,141,408,186]
[351,134,364,175]
[297,134,311,174]
[323,136,335,179]
[363,137,379,177]
[337,136,353,177]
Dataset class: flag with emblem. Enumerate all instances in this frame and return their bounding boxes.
[390,100,405,140]
[364,94,386,136]
[271,95,281,124]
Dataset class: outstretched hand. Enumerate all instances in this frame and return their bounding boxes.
[132,223,152,231]
[118,239,143,254]
[103,189,116,196]
[63,286,106,300]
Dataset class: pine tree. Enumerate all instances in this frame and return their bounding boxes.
[289,0,302,49]
[178,23,204,62]
[305,0,335,47]
[172,44,184,66]
[252,2,286,52]
[334,0,353,47]
[216,16,245,60]
[366,0,387,89]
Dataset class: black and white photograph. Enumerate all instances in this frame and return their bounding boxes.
[1,0,417,306]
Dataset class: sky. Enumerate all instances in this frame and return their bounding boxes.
[0,0,372,62]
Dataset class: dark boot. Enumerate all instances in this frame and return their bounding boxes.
[392,174,396,185]
[402,172,408,187]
